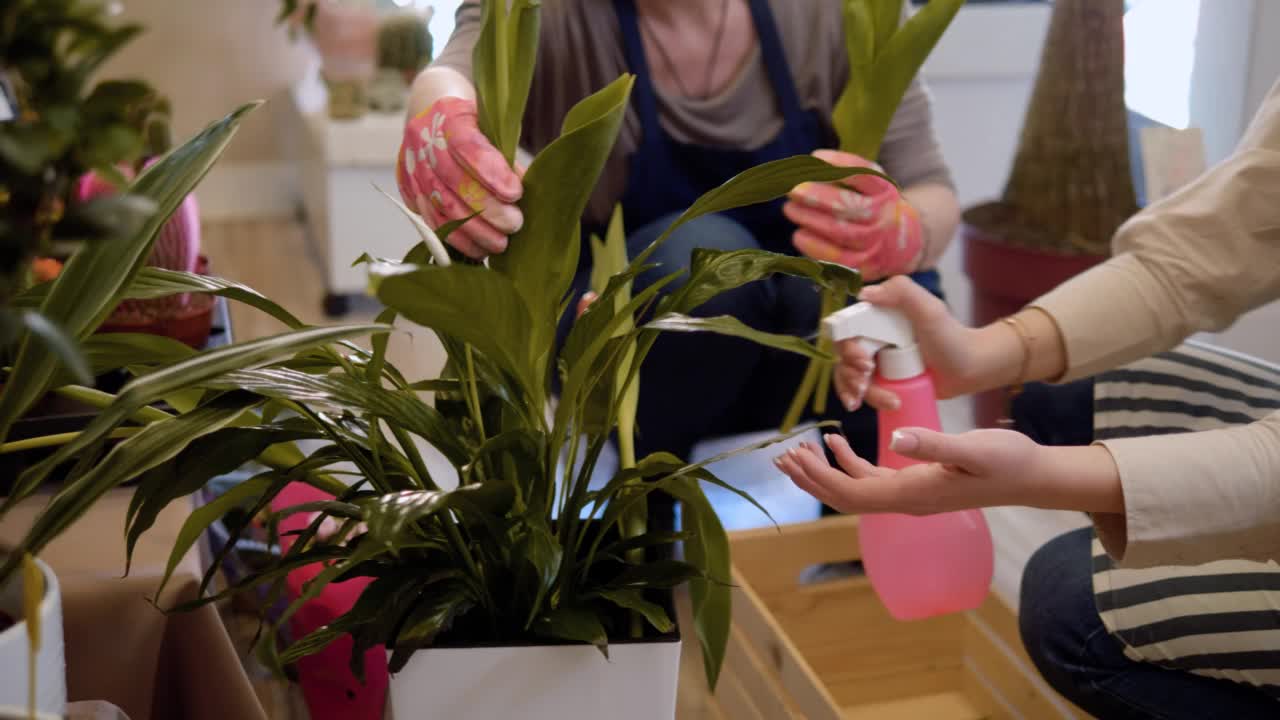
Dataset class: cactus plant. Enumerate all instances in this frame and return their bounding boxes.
[378,11,433,83]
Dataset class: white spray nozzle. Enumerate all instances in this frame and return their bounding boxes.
[821,303,925,381]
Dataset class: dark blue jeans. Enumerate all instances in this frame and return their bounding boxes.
[1014,383,1279,718]
[1021,529,1279,719]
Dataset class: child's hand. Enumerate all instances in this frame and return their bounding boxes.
[774,430,1045,515]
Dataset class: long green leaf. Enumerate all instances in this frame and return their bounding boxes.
[19,311,93,385]
[207,367,470,467]
[0,102,260,443]
[630,156,890,270]
[664,476,730,690]
[490,74,635,361]
[82,332,196,375]
[0,323,385,528]
[594,589,674,634]
[386,579,476,673]
[125,267,305,329]
[124,425,319,573]
[644,314,833,360]
[0,395,260,579]
[668,248,862,315]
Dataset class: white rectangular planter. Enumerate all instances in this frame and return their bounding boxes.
[386,634,681,720]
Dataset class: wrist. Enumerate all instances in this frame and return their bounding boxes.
[1033,444,1124,514]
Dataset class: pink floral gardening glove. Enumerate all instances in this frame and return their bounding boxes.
[784,149,924,281]
[397,96,524,259]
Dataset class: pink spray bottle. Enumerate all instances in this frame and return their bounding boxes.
[822,303,994,620]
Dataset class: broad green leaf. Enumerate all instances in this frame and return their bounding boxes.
[644,314,833,360]
[630,156,891,270]
[387,579,476,673]
[668,248,861,315]
[490,74,634,361]
[19,311,92,385]
[515,522,562,627]
[163,545,348,614]
[473,0,541,164]
[277,570,424,668]
[534,605,609,658]
[0,395,260,580]
[124,425,319,573]
[594,589,674,634]
[373,263,538,407]
[664,476,730,690]
[597,531,689,562]
[207,367,470,467]
[359,484,517,550]
[0,103,260,444]
[0,323,385,530]
[606,559,704,590]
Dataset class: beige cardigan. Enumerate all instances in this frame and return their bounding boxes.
[1034,79,1280,569]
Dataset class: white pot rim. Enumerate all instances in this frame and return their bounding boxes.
[0,555,59,643]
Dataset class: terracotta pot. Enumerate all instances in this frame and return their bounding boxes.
[962,223,1105,427]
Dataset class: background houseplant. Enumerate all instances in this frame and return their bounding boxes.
[961,0,1138,426]
[0,1,882,715]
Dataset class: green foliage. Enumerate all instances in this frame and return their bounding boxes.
[832,0,964,158]
[0,0,888,694]
[786,0,962,426]
[0,0,172,309]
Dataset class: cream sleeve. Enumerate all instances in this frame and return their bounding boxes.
[1031,79,1280,567]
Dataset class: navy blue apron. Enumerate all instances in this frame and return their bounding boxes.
[594,0,941,511]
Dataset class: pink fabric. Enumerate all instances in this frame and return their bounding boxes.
[271,483,388,720]
[785,149,924,280]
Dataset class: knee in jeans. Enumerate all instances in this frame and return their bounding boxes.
[1019,529,1096,682]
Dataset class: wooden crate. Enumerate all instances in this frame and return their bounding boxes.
[681,516,1092,720]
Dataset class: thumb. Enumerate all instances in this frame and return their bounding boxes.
[888,428,974,467]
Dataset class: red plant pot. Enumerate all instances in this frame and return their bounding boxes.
[96,256,216,349]
[962,224,1106,427]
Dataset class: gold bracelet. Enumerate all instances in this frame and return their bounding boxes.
[1002,314,1034,392]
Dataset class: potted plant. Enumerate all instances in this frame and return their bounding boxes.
[0,1,270,712]
[961,0,1138,426]
[0,1,883,717]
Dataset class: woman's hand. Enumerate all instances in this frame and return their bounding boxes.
[835,276,982,411]
[775,431,1123,516]
[397,96,524,259]
[785,149,924,281]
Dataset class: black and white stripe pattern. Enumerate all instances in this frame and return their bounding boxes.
[1092,341,1280,697]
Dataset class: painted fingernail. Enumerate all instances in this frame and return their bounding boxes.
[889,430,918,453]
[884,395,902,411]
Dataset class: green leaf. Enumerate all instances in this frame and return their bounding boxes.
[668,248,862,315]
[124,425,319,573]
[82,332,196,375]
[644,314,833,361]
[0,323,385,528]
[664,476,730,690]
[473,0,542,164]
[19,311,92,385]
[490,74,635,362]
[206,367,470,467]
[124,267,306,329]
[630,155,891,270]
[594,589,674,634]
[387,579,476,673]
[607,559,704,590]
[0,102,261,443]
[534,605,609,658]
[515,522,562,627]
[373,263,538,407]
[1,394,261,579]
[359,484,517,550]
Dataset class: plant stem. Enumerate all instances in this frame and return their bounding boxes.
[812,289,841,415]
[439,515,493,611]
[0,427,142,455]
[782,360,821,432]
[391,425,439,490]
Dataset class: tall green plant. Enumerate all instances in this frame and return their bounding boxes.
[783,0,962,430]
[0,0,885,691]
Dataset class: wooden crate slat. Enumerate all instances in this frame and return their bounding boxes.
[730,568,844,720]
[712,667,767,720]
[730,515,862,598]
[723,624,802,718]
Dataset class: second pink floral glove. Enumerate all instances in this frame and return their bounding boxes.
[397,96,524,259]
[784,149,924,281]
